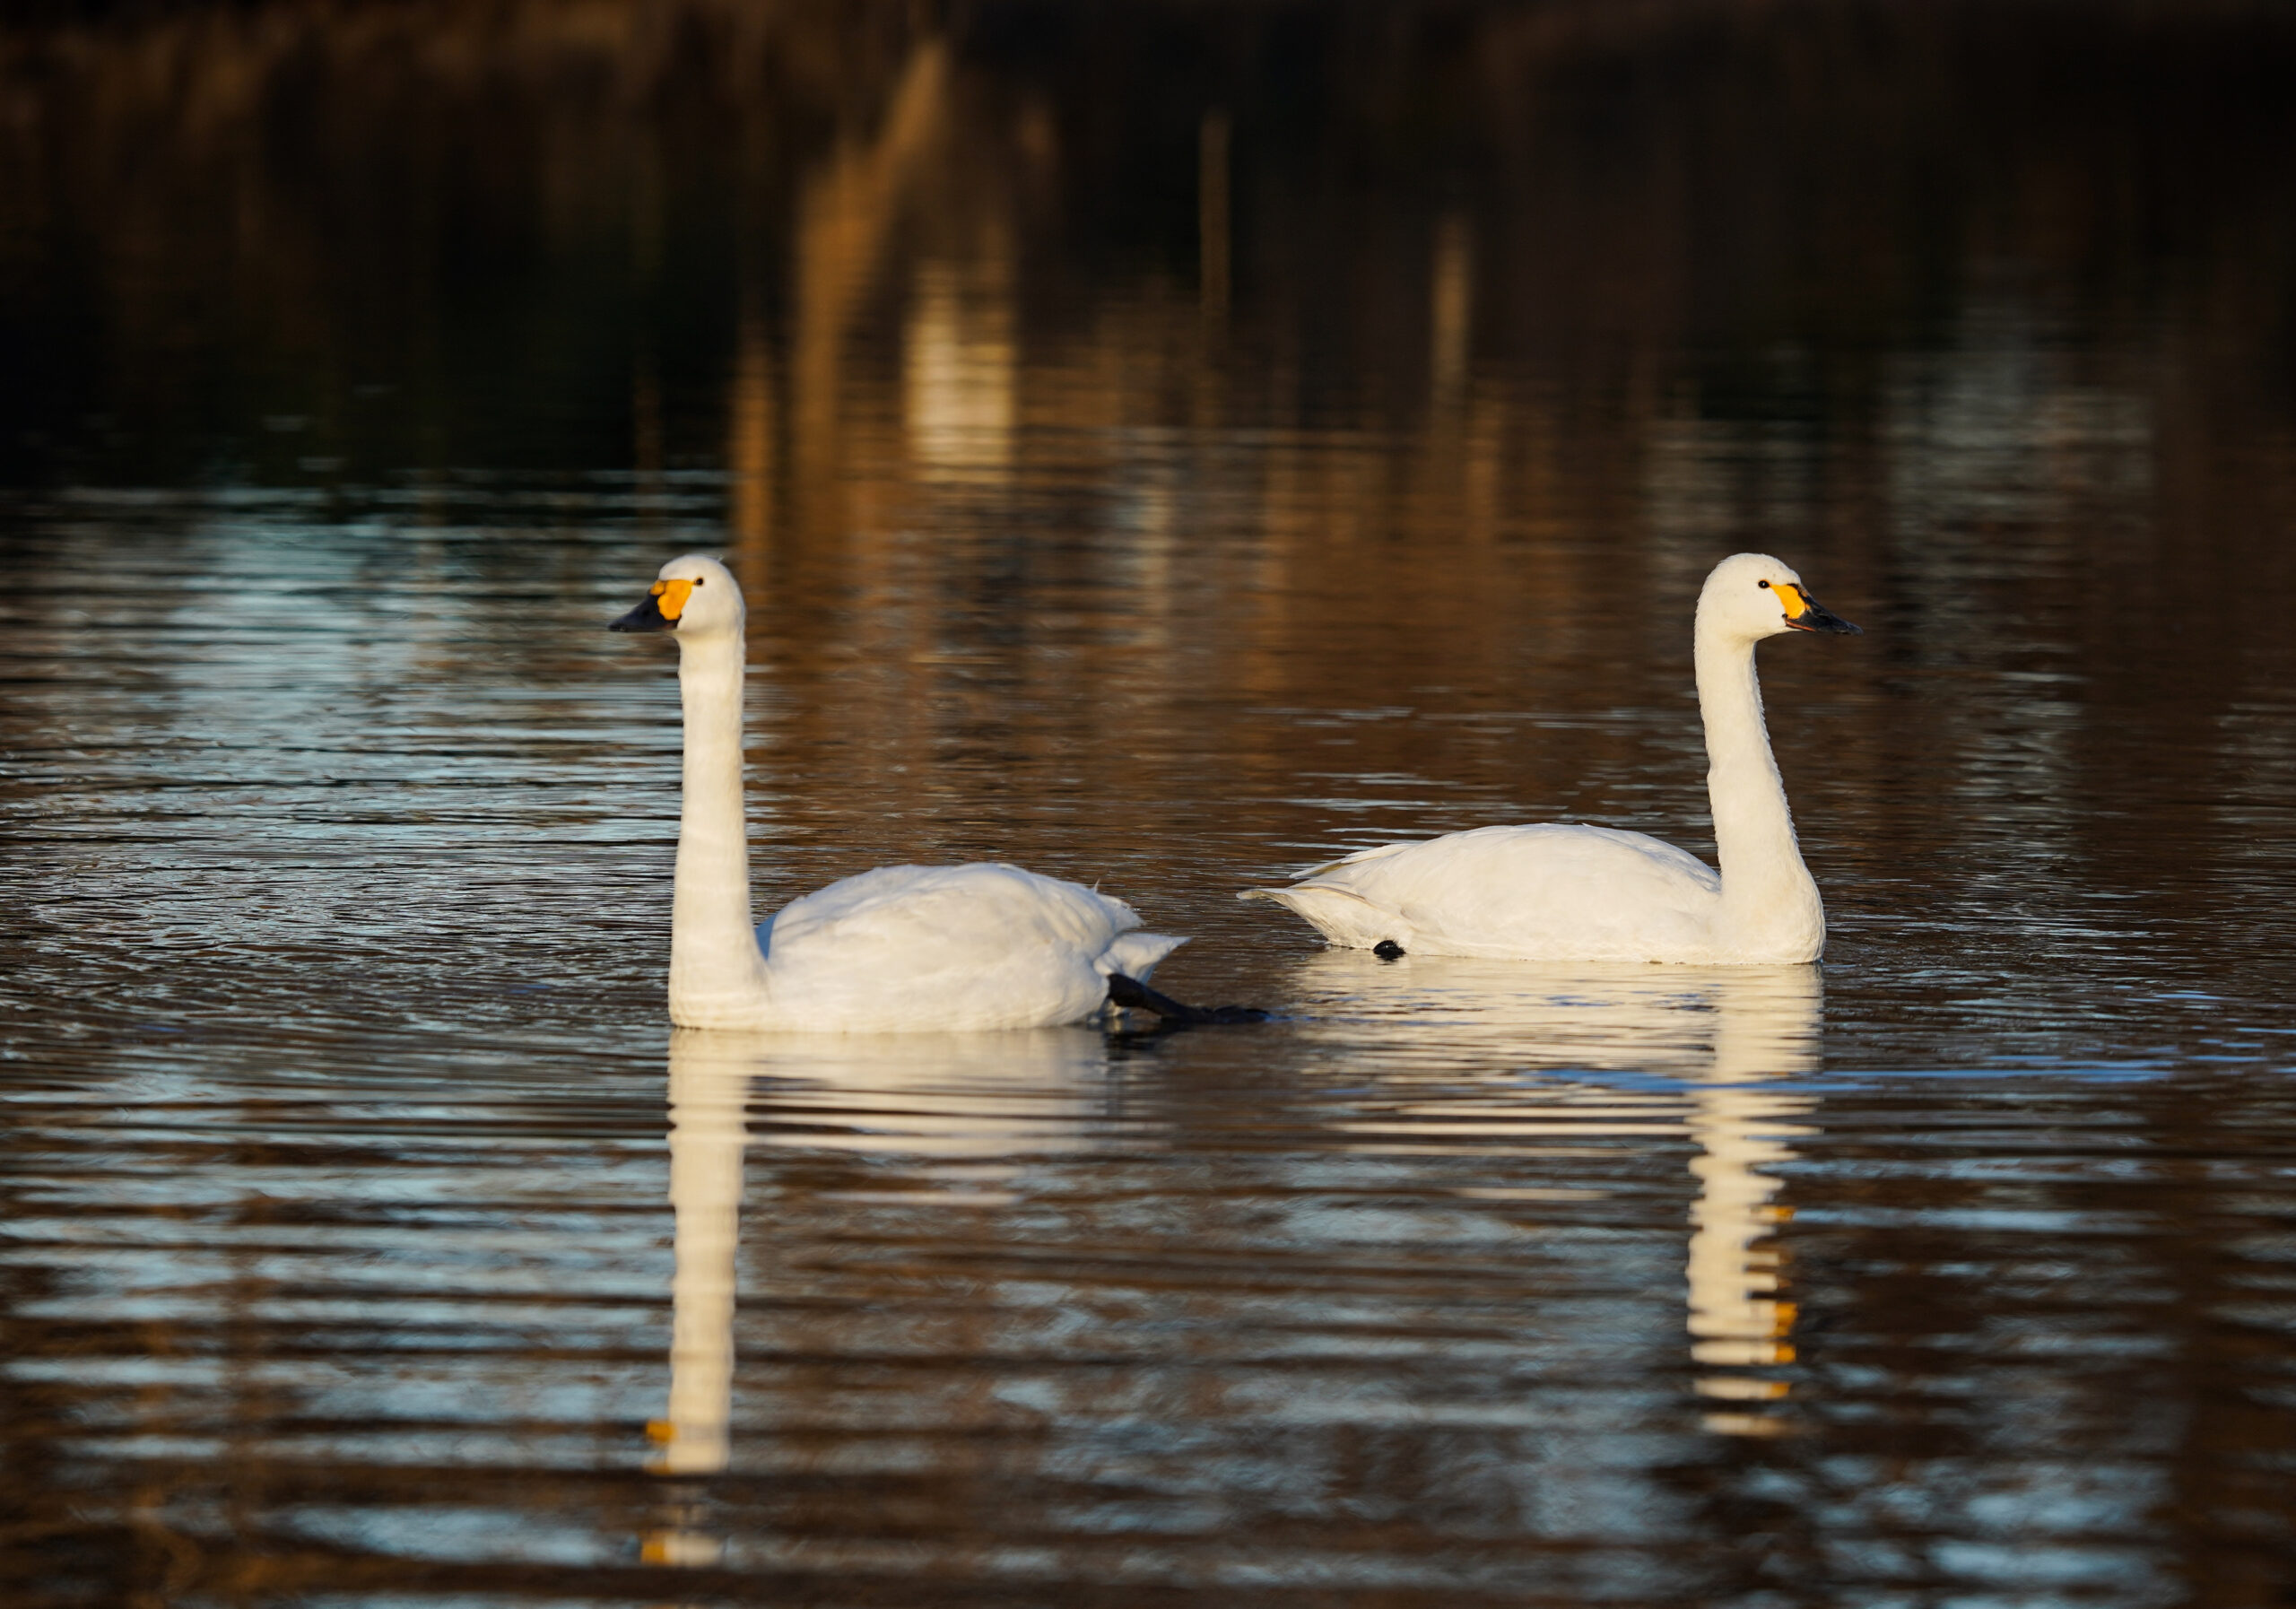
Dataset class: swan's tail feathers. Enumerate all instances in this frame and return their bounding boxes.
[1238,883,1400,952]
[1106,973,1269,1026]
[1098,931,1187,982]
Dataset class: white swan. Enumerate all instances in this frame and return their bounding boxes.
[611,554,1186,1031]
[1243,552,1860,964]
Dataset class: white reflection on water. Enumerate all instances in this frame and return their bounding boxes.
[1290,952,1819,1433]
[646,962,1823,1559]
[653,1046,744,1483]
[1685,969,1819,1434]
[648,1027,1116,1498]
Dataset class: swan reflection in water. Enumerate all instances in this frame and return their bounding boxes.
[643,1026,1119,1563]
[642,964,1821,1562]
[1286,951,1821,1435]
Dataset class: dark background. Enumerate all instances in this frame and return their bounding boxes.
[4,0,2293,489]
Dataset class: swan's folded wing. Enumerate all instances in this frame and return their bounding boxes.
[770,864,1135,952]
[1257,823,1720,961]
[758,863,1156,1028]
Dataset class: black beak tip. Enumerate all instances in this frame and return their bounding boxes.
[609,598,672,633]
[1791,600,1862,636]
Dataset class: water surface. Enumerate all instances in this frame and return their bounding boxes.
[4,4,2296,1605]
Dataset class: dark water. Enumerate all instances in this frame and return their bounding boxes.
[6,3,2296,1605]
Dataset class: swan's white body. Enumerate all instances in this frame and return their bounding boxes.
[1245,553,1858,966]
[617,555,1182,1032]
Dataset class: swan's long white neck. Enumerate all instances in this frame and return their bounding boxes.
[669,626,770,1018]
[1693,613,1825,962]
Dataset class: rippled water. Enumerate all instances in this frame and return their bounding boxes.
[7,4,2296,1606]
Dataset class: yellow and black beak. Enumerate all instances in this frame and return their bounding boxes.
[1774,583,1861,635]
[609,578,694,633]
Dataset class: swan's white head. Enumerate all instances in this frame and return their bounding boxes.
[609,554,744,641]
[1698,552,1861,643]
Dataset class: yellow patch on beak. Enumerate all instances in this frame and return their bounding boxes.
[650,578,696,620]
[1772,583,1811,621]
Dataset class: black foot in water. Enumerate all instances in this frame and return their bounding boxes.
[1106,973,1269,1026]
[1373,939,1406,960]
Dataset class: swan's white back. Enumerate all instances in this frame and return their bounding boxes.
[1245,552,1858,966]
[750,863,1183,1033]
[614,553,1183,1031]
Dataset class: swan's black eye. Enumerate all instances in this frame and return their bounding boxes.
[1757,578,1770,589]
[692,577,705,587]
